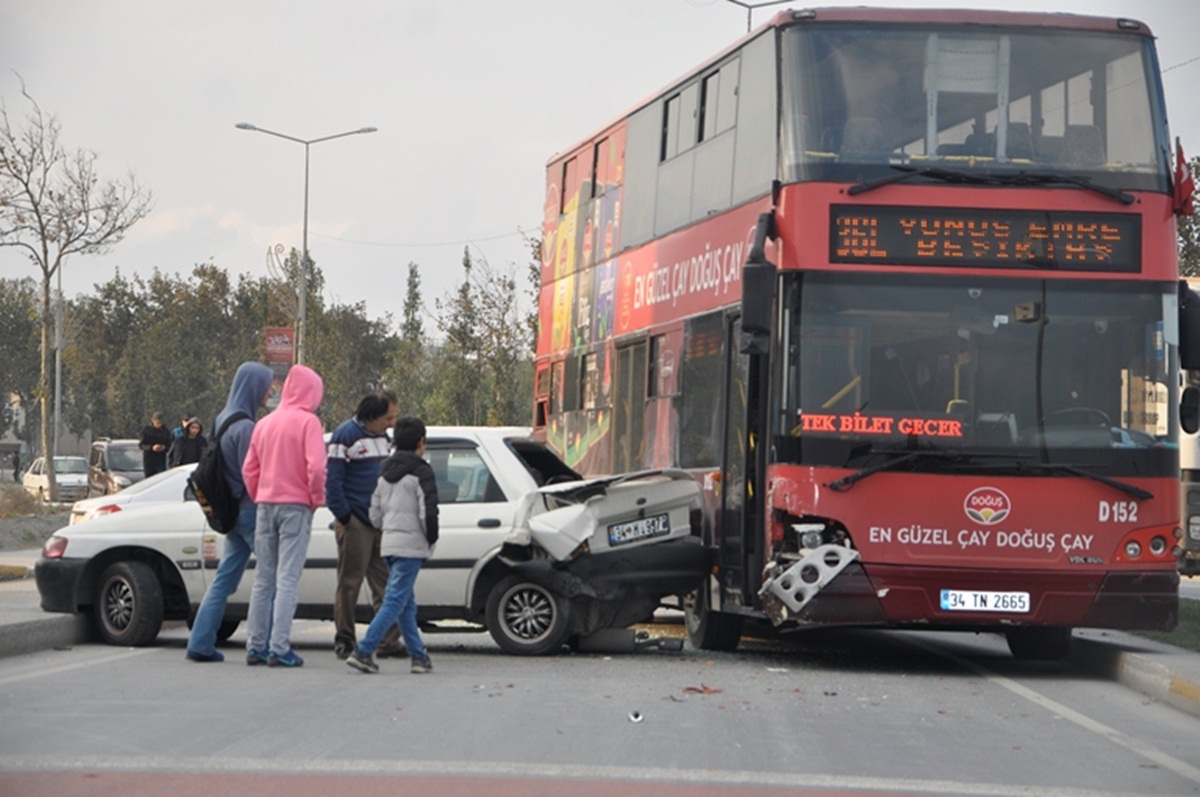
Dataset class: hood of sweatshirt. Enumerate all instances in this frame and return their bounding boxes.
[380,450,425,483]
[278,364,323,413]
[215,361,273,431]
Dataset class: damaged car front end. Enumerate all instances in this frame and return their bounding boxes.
[488,469,710,655]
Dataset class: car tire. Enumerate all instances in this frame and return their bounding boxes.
[95,561,164,646]
[216,620,240,643]
[485,574,571,656]
[682,585,742,652]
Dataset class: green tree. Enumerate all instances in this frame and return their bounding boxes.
[383,262,430,417]
[307,297,396,428]
[0,277,40,441]
[1179,155,1200,278]
[0,83,151,495]
[427,249,483,425]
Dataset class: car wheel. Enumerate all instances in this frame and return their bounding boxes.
[1005,627,1072,661]
[682,585,742,652]
[94,561,164,646]
[486,574,571,656]
[216,620,240,643]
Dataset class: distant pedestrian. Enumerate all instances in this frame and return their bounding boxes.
[347,416,438,676]
[327,389,403,660]
[138,412,172,477]
[185,363,274,663]
[168,418,207,468]
[11,451,19,482]
[242,364,326,668]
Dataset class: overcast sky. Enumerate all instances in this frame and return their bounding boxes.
[2,1,1198,324]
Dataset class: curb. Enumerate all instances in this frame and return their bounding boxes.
[0,614,91,660]
[0,565,30,582]
[1070,635,1200,719]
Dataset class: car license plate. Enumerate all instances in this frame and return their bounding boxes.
[608,513,671,547]
[939,589,1030,613]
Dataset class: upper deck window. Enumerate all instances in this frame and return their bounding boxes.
[781,23,1167,192]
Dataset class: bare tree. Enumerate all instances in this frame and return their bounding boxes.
[0,80,151,498]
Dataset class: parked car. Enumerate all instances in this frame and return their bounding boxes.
[23,456,90,503]
[87,438,145,497]
[70,465,193,525]
[35,427,709,654]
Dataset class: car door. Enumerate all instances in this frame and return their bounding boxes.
[418,439,520,608]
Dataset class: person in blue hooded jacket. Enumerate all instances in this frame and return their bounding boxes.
[185,362,274,663]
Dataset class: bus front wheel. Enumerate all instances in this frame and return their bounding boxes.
[682,586,742,652]
[1005,626,1072,660]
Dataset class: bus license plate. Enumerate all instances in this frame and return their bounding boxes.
[608,513,671,547]
[939,589,1030,613]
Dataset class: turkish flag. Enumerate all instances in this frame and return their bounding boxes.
[1175,137,1195,217]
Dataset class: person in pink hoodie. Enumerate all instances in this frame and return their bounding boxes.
[241,364,327,667]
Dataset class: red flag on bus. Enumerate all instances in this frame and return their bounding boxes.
[1175,137,1195,217]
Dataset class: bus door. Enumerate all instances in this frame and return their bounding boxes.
[718,311,756,607]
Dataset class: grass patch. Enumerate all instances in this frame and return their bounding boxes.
[1132,598,1200,652]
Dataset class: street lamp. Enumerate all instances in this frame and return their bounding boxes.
[235,122,377,365]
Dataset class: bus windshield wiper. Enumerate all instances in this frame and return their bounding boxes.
[848,165,1001,196]
[827,448,968,492]
[1014,462,1152,500]
[993,171,1135,205]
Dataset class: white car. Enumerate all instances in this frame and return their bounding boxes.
[35,427,708,655]
[70,465,193,525]
[23,456,89,503]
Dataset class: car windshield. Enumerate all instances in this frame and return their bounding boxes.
[781,22,1166,192]
[54,457,88,474]
[777,273,1177,476]
[107,446,143,471]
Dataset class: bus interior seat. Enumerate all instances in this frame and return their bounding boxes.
[963,131,995,157]
[936,142,967,157]
[975,412,1018,445]
[1036,136,1064,162]
[840,117,887,158]
[1065,125,1105,164]
[1005,122,1034,159]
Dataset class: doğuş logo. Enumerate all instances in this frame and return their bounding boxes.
[964,487,1010,525]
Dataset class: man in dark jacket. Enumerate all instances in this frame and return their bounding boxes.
[326,389,403,660]
[138,412,173,477]
[185,362,274,663]
[168,418,207,468]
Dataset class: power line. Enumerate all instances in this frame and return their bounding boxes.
[1164,55,1200,74]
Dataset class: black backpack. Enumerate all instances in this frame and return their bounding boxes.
[188,411,250,534]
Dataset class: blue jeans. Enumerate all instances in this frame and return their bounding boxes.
[186,506,256,658]
[359,556,427,660]
[246,503,313,657]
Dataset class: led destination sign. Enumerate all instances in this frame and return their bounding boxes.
[831,205,1141,271]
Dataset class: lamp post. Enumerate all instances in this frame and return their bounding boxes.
[235,122,377,365]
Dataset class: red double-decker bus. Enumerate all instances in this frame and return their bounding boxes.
[534,7,1200,659]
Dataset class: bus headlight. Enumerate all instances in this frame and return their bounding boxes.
[1149,536,1167,556]
[1124,540,1142,558]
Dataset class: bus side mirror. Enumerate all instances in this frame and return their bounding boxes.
[1183,386,1200,435]
[1179,282,1200,370]
[741,212,777,356]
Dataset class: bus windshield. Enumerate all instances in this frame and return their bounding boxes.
[781,274,1177,475]
[782,23,1167,191]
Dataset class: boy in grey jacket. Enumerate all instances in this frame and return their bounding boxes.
[347,417,438,674]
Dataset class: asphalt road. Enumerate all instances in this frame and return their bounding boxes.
[1,618,1199,796]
